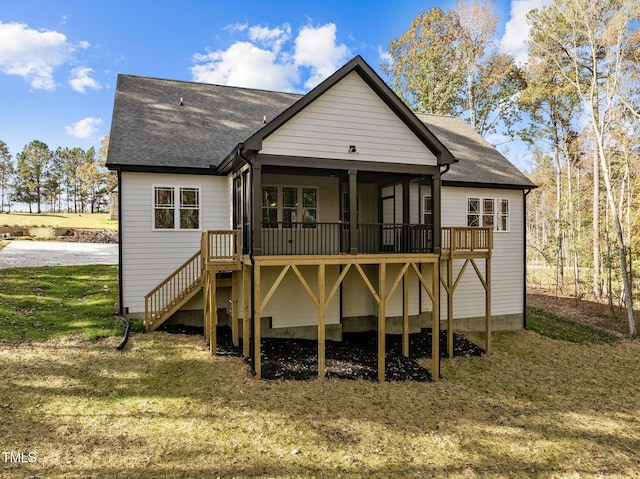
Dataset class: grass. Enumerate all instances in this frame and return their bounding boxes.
[0,212,117,230]
[1,267,639,477]
[0,265,140,342]
[527,306,620,344]
[1,332,639,478]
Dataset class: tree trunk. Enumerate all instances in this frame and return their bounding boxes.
[597,131,636,337]
[592,144,601,298]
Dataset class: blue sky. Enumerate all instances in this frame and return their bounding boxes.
[0,0,550,170]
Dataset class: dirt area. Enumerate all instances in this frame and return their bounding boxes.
[527,286,633,337]
[59,228,118,243]
[164,325,484,382]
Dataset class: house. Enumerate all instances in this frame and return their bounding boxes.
[106,56,535,381]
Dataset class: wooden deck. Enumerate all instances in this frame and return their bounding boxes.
[146,227,492,382]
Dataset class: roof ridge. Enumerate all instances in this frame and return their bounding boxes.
[118,73,304,97]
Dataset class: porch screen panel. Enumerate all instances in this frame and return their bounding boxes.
[302,188,317,228]
[262,186,278,228]
[282,187,298,227]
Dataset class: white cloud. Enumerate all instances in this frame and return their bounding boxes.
[249,24,291,54]
[500,0,553,65]
[191,22,350,92]
[69,66,101,93]
[65,117,102,139]
[224,22,248,34]
[0,21,74,89]
[191,41,299,91]
[293,23,350,89]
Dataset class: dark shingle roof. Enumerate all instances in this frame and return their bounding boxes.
[416,113,535,188]
[106,75,301,171]
[106,71,534,189]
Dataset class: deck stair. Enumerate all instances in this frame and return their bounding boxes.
[144,250,203,331]
[144,231,242,332]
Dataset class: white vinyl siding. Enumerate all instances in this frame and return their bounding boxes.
[261,71,438,165]
[120,171,230,315]
[263,265,341,328]
[425,186,524,321]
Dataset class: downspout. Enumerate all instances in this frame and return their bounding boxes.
[523,188,532,329]
[116,315,131,350]
[117,169,124,316]
[237,145,256,373]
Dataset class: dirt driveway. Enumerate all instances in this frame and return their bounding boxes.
[0,241,118,269]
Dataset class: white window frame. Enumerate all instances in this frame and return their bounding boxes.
[466,196,510,232]
[152,185,202,231]
[262,185,319,229]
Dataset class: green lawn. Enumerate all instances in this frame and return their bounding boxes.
[0,212,117,230]
[527,305,620,344]
[1,266,638,477]
[0,265,138,342]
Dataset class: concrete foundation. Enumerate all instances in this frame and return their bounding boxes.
[163,309,524,339]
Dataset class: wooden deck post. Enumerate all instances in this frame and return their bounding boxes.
[432,261,440,381]
[318,264,326,379]
[204,272,209,343]
[485,256,492,354]
[253,263,261,379]
[243,263,251,357]
[402,267,409,357]
[378,262,386,382]
[447,257,454,357]
[231,271,239,348]
[209,272,217,355]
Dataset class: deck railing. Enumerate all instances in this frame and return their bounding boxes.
[201,230,241,263]
[358,223,433,254]
[260,222,434,255]
[441,226,492,254]
[144,250,202,331]
[261,222,347,255]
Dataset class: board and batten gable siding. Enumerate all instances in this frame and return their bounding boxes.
[120,171,230,315]
[260,71,438,165]
[428,186,524,321]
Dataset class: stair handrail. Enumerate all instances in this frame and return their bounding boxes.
[144,250,202,330]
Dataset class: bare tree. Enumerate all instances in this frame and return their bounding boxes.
[529,0,639,336]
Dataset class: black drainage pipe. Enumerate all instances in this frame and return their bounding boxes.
[116,315,131,351]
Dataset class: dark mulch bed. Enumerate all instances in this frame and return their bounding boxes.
[161,324,484,382]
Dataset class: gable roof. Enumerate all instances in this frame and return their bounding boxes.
[243,56,455,166]
[417,113,535,189]
[106,75,300,172]
[106,57,533,189]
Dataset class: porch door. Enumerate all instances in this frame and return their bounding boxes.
[382,191,396,252]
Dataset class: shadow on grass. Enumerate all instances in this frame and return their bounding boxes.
[1,329,639,477]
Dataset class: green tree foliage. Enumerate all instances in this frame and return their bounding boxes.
[382,0,524,137]
[14,140,52,213]
[382,7,465,116]
[0,140,14,212]
[3,138,113,214]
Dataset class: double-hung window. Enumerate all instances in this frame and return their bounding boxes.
[153,186,200,230]
[262,186,318,228]
[467,197,509,232]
